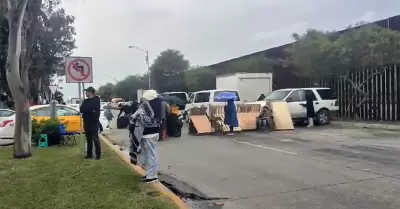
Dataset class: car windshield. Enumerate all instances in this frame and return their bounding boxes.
[0,110,15,117]
[265,90,291,101]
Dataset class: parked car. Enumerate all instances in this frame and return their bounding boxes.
[0,109,15,139]
[249,87,338,125]
[67,104,79,110]
[0,105,109,139]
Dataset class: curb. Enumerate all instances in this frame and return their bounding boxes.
[99,134,187,209]
[331,121,400,131]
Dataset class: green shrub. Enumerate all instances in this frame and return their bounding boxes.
[31,119,62,145]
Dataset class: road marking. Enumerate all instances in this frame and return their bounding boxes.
[233,139,298,155]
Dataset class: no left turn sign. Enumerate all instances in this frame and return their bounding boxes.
[65,57,93,83]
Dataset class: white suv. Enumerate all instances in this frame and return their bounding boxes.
[261,87,339,125]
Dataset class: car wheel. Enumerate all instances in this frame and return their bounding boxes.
[185,112,190,123]
[316,109,330,125]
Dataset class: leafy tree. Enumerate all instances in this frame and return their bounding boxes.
[284,29,337,76]
[1,0,75,158]
[29,6,76,104]
[285,24,400,116]
[150,49,189,92]
[184,66,216,92]
[113,75,148,101]
[98,83,114,102]
[0,1,75,103]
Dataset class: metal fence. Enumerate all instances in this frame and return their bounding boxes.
[295,64,400,121]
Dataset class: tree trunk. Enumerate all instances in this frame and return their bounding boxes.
[6,0,31,158]
[13,100,32,158]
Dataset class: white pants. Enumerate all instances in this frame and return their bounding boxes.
[308,117,314,127]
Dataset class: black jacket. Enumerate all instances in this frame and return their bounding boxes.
[80,96,101,124]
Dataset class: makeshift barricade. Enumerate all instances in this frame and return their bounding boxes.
[188,106,212,135]
[188,102,294,135]
[236,104,260,131]
[209,105,246,133]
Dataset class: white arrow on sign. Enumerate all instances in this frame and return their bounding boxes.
[49,85,58,94]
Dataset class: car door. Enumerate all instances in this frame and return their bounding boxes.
[56,106,81,133]
[285,90,306,119]
[185,93,195,112]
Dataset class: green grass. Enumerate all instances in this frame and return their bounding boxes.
[0,143,178,209]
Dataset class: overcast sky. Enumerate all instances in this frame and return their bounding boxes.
[60,0,400,99]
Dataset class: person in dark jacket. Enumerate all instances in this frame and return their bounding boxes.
[224,98,238,136]
[301,91,316,128]
[117,101,138,117]
[80,86,101,159]
[117,104,129,117]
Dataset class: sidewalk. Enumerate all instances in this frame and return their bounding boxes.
[331,120,400,131]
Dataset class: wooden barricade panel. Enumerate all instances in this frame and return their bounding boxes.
[237,113,258,130]
[237,104,260,130]
[189,106,212,134]
[270,101,294,130]
[190,115,212,134]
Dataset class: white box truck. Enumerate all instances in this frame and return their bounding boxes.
[216,73,273,102]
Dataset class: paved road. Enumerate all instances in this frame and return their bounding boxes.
[103,120,400,209]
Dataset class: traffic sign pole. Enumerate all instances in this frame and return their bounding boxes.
[78,82,85,154]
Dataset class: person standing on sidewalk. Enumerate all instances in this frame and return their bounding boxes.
[80,86,101,160]
[129,89,161,183]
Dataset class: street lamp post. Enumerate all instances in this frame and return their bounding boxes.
[128,45,151,89]
[104,75,117,84]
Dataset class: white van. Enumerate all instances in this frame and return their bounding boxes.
[184,89,240,123]
[250,87,338,125]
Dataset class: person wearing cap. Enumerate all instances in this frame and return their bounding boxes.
[80,86,101,160]
[129,89,161,183]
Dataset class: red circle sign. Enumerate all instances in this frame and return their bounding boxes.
[67,58,91,82]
